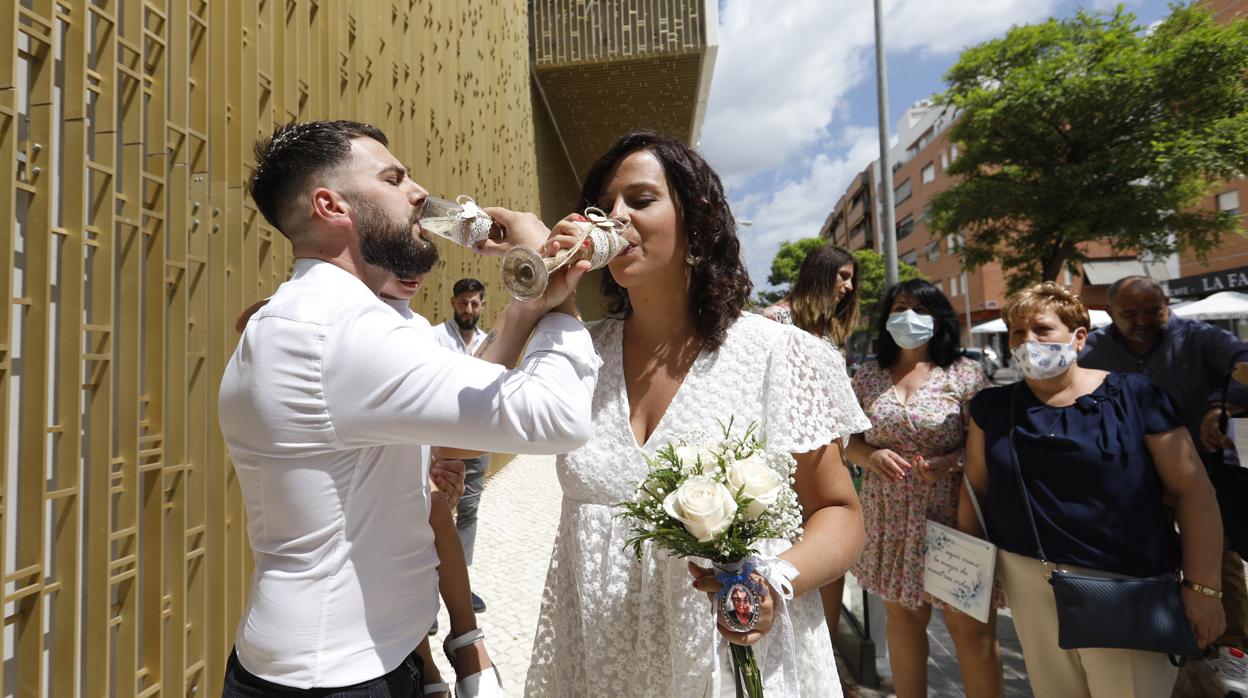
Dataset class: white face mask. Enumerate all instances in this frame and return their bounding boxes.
[1011,337,1078,380]
[886,310,935,349]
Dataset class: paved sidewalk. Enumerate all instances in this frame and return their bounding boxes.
[439,453,1037,696]
[426,453,564,690]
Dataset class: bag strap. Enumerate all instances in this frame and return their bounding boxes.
[1006,384,1050,564]
[964,477,988,535]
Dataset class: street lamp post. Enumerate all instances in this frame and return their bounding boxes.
[874,0,898,288]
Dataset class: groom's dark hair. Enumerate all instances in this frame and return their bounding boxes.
[580,130,751,352]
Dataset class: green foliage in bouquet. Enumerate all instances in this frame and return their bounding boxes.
[617,421,802,566]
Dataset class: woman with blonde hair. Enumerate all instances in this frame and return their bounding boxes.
[960,282,1225,698]
[763,244,859,348]
[761,244,860,651]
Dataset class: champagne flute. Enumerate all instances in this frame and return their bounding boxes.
[417,195,499,247]
[500,207,630,301]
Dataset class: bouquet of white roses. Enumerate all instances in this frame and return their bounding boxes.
[617,421,803,698]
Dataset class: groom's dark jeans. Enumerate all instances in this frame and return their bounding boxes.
[222,649,424,697]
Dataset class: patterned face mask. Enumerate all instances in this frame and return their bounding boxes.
[1011,338,1078,380]
[885,310,935,349]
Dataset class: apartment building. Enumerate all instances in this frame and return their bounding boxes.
[822,101,1018,331]
[824,0,1248,326]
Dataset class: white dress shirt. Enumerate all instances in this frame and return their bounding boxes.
[434,318,488,355]
[218,259,598,688]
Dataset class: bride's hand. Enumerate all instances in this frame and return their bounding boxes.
[688,562,779,646]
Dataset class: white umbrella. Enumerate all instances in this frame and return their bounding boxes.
[1171,291,1248,320]
[971,309,1111,334]
[970,318,1006,334]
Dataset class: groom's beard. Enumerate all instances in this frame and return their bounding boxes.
[351,195,439,279]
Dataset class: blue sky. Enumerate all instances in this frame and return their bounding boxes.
[698,0,1177,291]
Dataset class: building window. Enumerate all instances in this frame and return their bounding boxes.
[925,241,940,262]
[921,163,936,185]
[947,234,963,253]
[950,274,960,297]
[896,216,915,241]
[940,152,948,170]
[950,143,959,161]
[894,179,912,206]
[1218,190,1240,216]
[901,250,919,266]
[918,128,933,152]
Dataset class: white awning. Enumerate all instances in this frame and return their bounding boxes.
[1171,291,1248,320]
[1082,259,1170,286]
[970,309,1111,334]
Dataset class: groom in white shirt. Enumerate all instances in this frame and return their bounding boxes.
[218,120,598,695]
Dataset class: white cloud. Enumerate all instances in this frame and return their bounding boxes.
[702,0,1071,286]
[700,1,873,181]
[887,0,1062,55]
[701,0,1062,184]
[732,128,880,288]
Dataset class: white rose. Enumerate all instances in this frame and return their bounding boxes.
[673,445,719,474]
[662,475,738,542]
[726,454,785,520]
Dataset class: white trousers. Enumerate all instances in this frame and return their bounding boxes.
[997,549,1179,698]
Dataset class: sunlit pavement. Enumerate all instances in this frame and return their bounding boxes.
[426,453,564,692]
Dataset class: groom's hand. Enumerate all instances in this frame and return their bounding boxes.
[688,562,779,647]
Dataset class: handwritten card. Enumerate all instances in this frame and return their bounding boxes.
[923,521,996,623]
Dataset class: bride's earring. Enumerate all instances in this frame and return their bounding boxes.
[684,251,697,266]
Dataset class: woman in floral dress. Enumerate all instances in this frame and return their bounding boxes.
[525,131,871,697]
[845,279,1003,698]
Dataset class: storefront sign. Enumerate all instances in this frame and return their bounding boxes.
[1169,266,1248,297]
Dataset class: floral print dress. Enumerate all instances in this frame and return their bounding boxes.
[849,357,996,610]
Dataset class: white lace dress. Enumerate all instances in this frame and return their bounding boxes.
[525,314,871,697]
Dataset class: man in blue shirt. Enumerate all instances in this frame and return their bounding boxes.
[1080,275,1248,653]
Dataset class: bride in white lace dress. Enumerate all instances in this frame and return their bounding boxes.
[525,131,871,697]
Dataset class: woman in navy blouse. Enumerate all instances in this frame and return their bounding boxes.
[957,282,1224,698]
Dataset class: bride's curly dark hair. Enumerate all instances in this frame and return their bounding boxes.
[580,130,752,352]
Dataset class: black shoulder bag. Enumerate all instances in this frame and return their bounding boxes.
[1006,385,1202,663]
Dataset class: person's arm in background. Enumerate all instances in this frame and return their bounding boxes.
[1199,324,1248,450]
[846,434,911,482]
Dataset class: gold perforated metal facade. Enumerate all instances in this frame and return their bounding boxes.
[0,1,537,695]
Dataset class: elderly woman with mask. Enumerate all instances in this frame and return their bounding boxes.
[960,282,1225,698]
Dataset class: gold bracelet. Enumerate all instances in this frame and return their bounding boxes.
[1182,578,1224,599]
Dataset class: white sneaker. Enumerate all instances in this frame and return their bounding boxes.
[1211,646,1248,698]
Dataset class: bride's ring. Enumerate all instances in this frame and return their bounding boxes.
[719,580,763,633]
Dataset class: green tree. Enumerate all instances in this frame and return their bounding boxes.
[755,237,827,305]
[852,249,922,348]
[930,5,1248,291]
